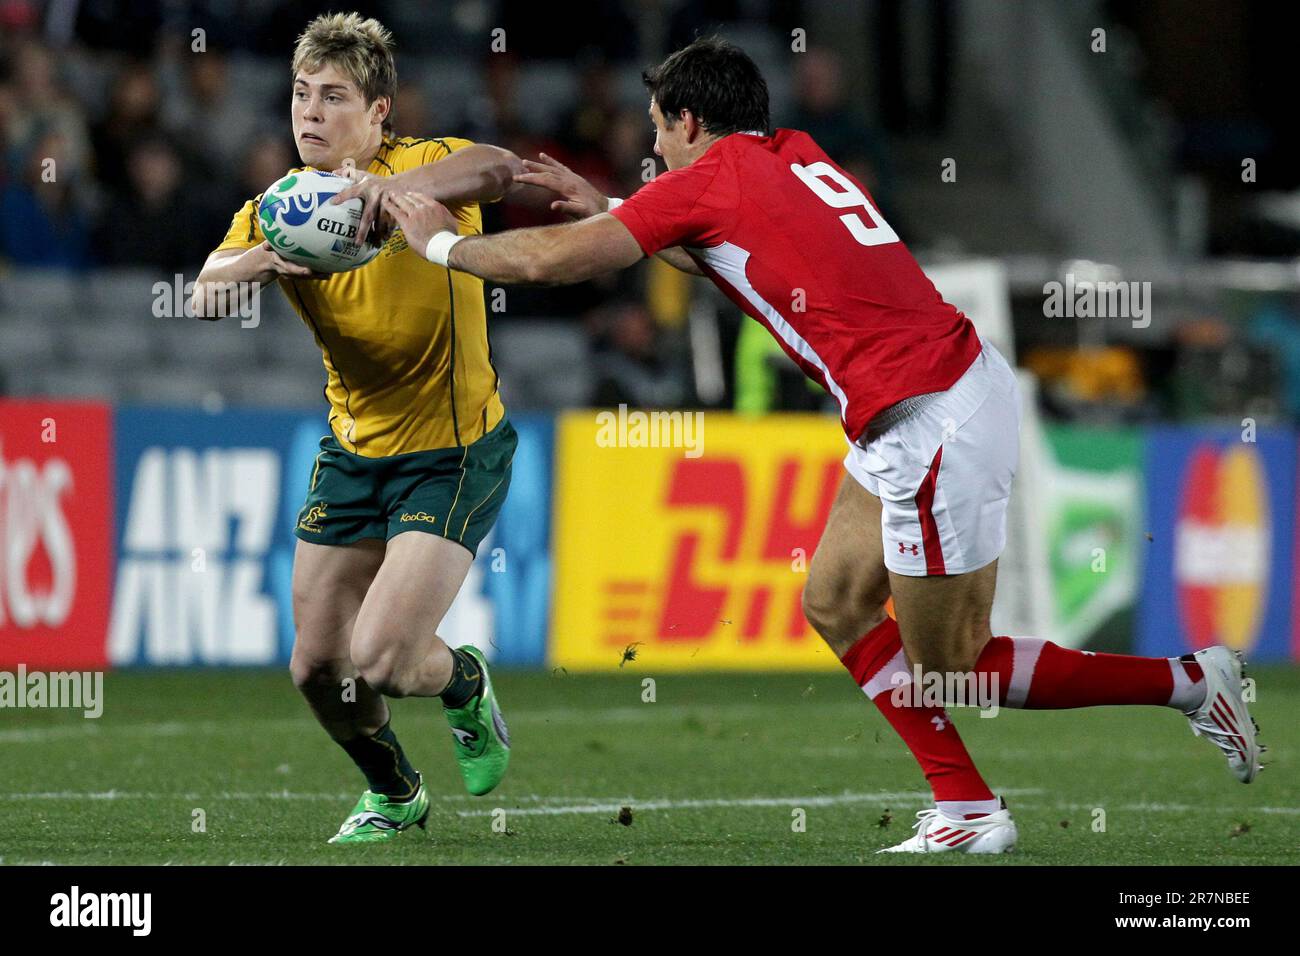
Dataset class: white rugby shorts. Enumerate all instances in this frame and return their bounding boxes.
[844,340,1021,576]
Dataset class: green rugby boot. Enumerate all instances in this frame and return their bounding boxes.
[328,774,430,845]
[443,646,510,796]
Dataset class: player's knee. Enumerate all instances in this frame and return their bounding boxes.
[350,635,411,699]
[289,650,346,693]
[354,655,405,699]
[801,584,839,636]
[801,576,889,641]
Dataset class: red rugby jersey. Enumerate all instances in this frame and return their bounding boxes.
[610,128,981,440]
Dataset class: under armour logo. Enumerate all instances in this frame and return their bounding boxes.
[450,727,478,746]
[898,542,919,556]
[931,715,948,731]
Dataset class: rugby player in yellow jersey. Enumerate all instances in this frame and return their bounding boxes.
[191,12,521,844]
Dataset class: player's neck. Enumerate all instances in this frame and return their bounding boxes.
[353,129,386,171]
[679,133,723,167]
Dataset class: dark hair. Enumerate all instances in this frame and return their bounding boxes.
[642,36,770,136]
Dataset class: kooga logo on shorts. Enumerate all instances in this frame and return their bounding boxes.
[400,511,438,523]
[1173,444,1269,653]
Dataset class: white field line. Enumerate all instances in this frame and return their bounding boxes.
[0,788,1038,806]
[0,789,1295,818]
[450,793,1300,818]
[0,719,303,744]
[0,703,856,744]
[0,791,617,803]
[449,789,1047,817]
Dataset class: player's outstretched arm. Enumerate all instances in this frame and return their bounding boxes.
[334,144,525,245]
[383,191,644,286]
[654,246,705,275]
[515,153,704,276]
[400,143,525,204]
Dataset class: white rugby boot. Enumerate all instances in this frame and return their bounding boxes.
[1183,646,1264,783]
[878,798,1017,854]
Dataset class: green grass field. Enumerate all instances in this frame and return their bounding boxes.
[1,666,1296,865]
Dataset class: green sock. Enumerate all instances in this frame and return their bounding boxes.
[439,648,483,709]
[339,722,420,800]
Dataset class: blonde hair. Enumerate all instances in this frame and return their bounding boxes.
[292,12,396,131]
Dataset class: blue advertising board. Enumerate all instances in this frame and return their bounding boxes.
[110,407,550,667]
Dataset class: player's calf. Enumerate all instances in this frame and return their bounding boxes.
[290,651,387,739]
[350,625,456,699]
[801,583,889,658]
[889,561,999,676]
[350,625,510,795]
[905,628,989,677]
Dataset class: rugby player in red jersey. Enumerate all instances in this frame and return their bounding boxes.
[382,37,1263,853]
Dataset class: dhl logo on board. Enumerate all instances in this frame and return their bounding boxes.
[1174,444,1269,652]
[550,413,848,669]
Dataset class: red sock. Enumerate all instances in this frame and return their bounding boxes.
[841,618,995,805]
[975,637,1206,710]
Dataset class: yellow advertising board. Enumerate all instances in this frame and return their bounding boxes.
[551,410,851,670]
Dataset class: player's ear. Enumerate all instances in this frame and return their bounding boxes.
[680,109,699,142]
[370,95,391,127]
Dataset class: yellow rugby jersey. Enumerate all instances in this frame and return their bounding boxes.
[216,135,505,456]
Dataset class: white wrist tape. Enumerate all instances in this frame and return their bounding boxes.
[606,197,624,210]
[425,231,465,267]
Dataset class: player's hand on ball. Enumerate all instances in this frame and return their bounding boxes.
[331,167,393,246]
[251,240,330,281]
[383,192,458,259]
[514,152,607,219]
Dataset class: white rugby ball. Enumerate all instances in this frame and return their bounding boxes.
[257,170,381,272]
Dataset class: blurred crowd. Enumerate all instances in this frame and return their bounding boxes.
[0,34,286,271]
[0,0,889,414]
[0,0,883,274]
[2,0,1298,423]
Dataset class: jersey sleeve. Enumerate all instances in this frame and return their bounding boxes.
[214,196,265,253]
[608,156,732,256]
